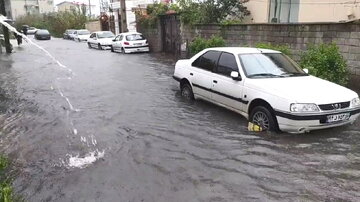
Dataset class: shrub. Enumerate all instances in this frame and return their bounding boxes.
[189,35,225,54]
[0,155,15,202]
[300,43,348,86]
[255,42,292,56]
[14,11,88,37]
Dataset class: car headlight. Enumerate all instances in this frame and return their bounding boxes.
[351,97,360,107]
[290,103,319,112]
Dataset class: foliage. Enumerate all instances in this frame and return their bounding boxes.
[220,19,243,26]
[300,43,348,86]
[136,2,180,28]
[178,0,250,24]
[189,35,226,54]
[14,11,88,37]
[0,156,15,202]
[255,42,292,56]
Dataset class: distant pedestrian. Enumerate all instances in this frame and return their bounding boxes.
[14,32,22,45]
[22,25,28,36]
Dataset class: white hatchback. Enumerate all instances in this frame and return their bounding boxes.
[73,29,91,42]
[173,47,360,133]
[110,32,149,53]
[87,31,115,50]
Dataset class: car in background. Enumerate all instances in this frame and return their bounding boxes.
[27,27,38,35]
[110,32,149,53]
[63,29,76,40]
[34,29,51,40]
[87,31,115,50]
[173,47,360,133]
[73,29,91,42]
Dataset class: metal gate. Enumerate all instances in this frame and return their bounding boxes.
[160,14,180,56]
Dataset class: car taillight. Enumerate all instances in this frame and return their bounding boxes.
[124,42,129,45]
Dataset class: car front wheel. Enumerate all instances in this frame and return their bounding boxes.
[180,83,194,100]
[88,42,91,49]
[250,106,278,131]
[111,46,114,52]
[98,43,102,50]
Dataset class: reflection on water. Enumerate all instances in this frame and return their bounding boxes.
[0,39,360,201]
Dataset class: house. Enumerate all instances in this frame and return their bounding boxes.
[244,0,360,23]
[56,1,97,16]
[5,0,54,20]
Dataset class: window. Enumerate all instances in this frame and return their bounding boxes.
[192,51,221,71]
[119,35,123,41]
[114,35,121,41]
[90,33,95,38]
[269,0,299,23]
[126,34,145,41]
[217,52,238,76]
[239,53,307,78]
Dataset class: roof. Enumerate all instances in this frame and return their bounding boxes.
[120,32,142,35]
[205,47,281,54]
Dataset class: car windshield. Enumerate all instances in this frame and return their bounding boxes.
[98,32,114,38]
[126,34,145,41]
[78,30,90,35]
[238,53,308,78]
[37,30,49,35]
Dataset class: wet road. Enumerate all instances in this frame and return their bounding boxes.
[1,38,360,202]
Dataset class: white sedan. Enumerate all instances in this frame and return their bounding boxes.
[173,47,360,133]
[73,29,91,42]
[110,32,149,53]
[87,31,115,50]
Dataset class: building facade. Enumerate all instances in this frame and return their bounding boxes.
[6,0,54,20]
[244,0,360,23]
[56,1,96,16]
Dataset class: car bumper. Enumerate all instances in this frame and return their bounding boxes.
[275,108,360,133]
[124,45,149,53]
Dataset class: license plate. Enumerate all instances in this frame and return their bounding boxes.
[326,113,350,123]
[134,43,142,46]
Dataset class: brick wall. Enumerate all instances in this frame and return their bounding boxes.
[181,23,360,77]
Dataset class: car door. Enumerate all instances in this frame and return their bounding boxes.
[88,33,95,45]
[211,52,246,111]
[115,35,123,49]
[190,51,221,100]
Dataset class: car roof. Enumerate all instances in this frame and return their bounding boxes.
[93,31,113,33]
[204,47,281,54]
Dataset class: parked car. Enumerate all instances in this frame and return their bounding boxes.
[73,29,91,42]
[87,31,115,50]
[34,29,51,40]
[63,29,76,40]
[173,47,360,133]
[27,27,38,35]
[110,32,149,53]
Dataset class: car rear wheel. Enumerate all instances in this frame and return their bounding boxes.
[121,47,126,54]
[111,46,114,52]
[180,83,194,100]
[250,106,278,131]
[98,43,102,50]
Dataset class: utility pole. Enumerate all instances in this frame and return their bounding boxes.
[0,0,12,53]
[120,0,127,32]
[88,0,91,16]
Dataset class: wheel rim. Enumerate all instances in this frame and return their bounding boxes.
[181,86,191,99]
[252,111,270,130]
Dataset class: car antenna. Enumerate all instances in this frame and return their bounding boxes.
[257,48,263,53]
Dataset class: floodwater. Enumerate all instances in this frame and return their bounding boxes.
[0,39,360,202]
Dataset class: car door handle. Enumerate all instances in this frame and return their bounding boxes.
[213,80,217,83]
[190,73,193,76]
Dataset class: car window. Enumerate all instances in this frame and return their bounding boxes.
[98,32,115,38]
[192,51,221,71]
[114,35,120,41]
[37,30,49,34]
[125,34,145,41]
[239,53,307,78]
[78,30,90,35]
[216,52,238,76]
[74,31,77,35]
[119,35,123,41]
[90,33,95,38]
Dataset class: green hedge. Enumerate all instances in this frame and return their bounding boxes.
[189,35,226,54]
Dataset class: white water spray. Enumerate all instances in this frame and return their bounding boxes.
[0,15,104,169]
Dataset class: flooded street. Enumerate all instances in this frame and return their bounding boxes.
[0,38,360,201]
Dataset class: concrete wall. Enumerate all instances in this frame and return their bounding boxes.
[244,0,360,23]
[85,21,102,33]
[137,22,162,53]
[181,23,360,78]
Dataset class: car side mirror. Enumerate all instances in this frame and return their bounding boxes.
[303,68,309,74]
[230,71,241,81]
[112,39,116,42]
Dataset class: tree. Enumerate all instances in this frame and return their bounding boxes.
[178,0,250,24]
